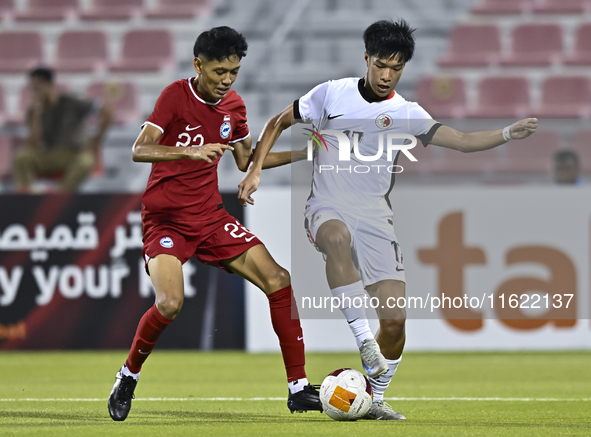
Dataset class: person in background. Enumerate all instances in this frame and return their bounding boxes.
[554,149,581,185]
[13,67,112,193]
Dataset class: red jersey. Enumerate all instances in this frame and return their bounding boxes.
[141,77,249,224]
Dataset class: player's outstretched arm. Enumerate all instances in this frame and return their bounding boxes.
[431,118,538,152]
[132,124,233,163]
[237,104,294,206]
[232,134,306,172]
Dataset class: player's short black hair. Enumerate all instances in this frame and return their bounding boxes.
[363,19,416,63]
[554,149,579,165]
[29,67,54,83]
[193,26,248,61]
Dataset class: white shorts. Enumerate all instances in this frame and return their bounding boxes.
[304,204,406,287]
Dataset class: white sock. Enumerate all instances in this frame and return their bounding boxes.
[122,364,140,381]
[331,281,374,348]
[369,357,401,402]
[289,377,309,394]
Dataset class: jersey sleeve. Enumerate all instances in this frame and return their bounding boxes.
[229,98,250,143]
[144,83,178,134]
[293,81,330,123]
[407,102,443,147]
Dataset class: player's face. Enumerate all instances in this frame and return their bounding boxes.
[364,52,405,99]
[30,77,53,103]
[555,159,579,184]
[193,55,241,101]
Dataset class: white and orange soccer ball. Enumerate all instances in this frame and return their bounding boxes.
[319,368,373,421]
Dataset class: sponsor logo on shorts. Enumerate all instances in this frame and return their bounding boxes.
[220,121,231,139]
[160,237,174,248]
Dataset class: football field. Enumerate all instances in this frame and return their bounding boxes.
[0,351,589,436]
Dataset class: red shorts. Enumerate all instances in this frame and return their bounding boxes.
[142,209,262,274]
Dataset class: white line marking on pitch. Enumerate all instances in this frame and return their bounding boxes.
[0,397,589,402]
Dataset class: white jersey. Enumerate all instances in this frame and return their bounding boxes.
[295,77,440,217]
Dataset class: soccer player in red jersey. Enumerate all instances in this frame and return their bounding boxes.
[108,27,322,421]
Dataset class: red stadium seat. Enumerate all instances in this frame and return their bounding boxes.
[500,24,563,67]
[431,146,500,174]
[564,24,591,66]
[570,130,591,172]
[54,31,108,73]
[397,142,435,175]
[87,82,139,125]
[145,0,211,19]
[534,0,589,14]
[438,25,501,68]
[468,77,531,119]
[0,136,12,179]
[0,0,15,18]
[0,32,43,73]
[498,130,562,173]
[0,84,6,124]
[415,77,466,119]
[14,0,79,21]
[80,0,143,21]
[110,30,175,72]
[536,76,591,119]
[472,0,534,15]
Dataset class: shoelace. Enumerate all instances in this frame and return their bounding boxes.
[361,342,378,363]
[117,376,136,403]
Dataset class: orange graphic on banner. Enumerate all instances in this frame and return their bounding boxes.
[0,321,27,340]
[329,385,357,412]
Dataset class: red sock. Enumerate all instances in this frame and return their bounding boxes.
[267,286,307,382]
[125,304,173,373]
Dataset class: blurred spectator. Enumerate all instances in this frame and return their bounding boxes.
[13,67,112,193]
[553,149,581,185]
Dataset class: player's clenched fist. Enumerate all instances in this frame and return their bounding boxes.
[510,118,538,140]
[188,143,234,163]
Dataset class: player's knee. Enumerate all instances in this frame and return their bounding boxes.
[381,318,405,340]
[156,295,184,319]
[264,266,290,293]
[14,148,35,166]
[317,225,351,255]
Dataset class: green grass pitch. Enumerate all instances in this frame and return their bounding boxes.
[0,350,590,436]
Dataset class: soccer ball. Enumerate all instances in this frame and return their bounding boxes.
[319,368,373,421]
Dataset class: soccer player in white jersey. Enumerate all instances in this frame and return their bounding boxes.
[239,19,538,420]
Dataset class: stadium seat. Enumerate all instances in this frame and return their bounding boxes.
[54,31,108,73]
[472,0,534,15]
[438,25,501,68]
[0,0,15,19]
[80,0,143,21]
[0,84,6,124]
[145,0,211,19]
[414,77,466,119]
[468,77,531,119]
[14,0,79,21]
[534,0,589,14]
[0,32,44,73]
[431,146,500,174]
[87,82,139,125]
[110,30,175,72]
[536,76,591,119]
[564,24,591,66]
[0,136,12,179]
[570,130,591,172]
[498,130,562,173]
[397,142,435,175]
[501,24,563,67]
